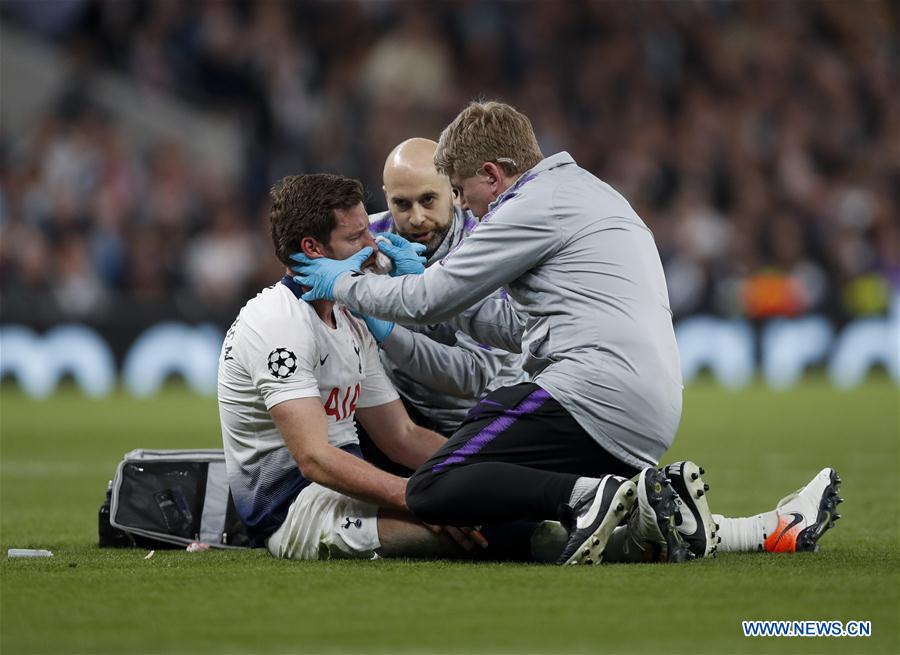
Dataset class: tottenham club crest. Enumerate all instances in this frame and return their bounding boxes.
[267,348,297,379]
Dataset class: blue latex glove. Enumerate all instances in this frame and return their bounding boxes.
[360,314,394,344]
[289,247,373,302]
[374,232,427,277]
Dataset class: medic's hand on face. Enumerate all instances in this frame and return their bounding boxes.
[290,232,426,303]
[372,233,427,276]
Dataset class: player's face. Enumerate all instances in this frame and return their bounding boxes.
[384,169,454,257]
[450,170,497,219]
[323,203,378,270]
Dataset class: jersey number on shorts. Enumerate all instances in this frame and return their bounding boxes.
[324,384,360,421]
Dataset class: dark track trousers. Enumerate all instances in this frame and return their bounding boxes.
[406,383,639,526]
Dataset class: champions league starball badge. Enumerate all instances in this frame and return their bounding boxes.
[267,348,297,379]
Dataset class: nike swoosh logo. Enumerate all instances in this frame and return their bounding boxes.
[771,512,804,549]
[575,478,609,530]
[319,355,329,366]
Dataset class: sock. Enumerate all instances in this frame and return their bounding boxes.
[568,476,602,508]
[714,511,779,552]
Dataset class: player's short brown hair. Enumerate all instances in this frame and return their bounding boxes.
[269,174,364,266]
[434,101,544,179]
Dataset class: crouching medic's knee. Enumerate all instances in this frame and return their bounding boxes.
[405,468,442,524]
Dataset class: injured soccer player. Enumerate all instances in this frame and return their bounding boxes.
[217,173,567,562]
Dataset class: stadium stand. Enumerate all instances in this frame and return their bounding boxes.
[1,1,896,331]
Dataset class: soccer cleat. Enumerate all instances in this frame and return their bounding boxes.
[626,467,694,563]
[557,475,637,565]
[764,468,843,553]
[661,461,717,558]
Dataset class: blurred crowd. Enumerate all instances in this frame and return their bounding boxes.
[1,0,897,323]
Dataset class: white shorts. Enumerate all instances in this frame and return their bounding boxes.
[266,483,381,560]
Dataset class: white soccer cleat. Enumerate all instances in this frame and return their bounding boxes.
[660,461,718,558]
[764,468,843,553]
[626,467,694,563]
[557,475,636,565]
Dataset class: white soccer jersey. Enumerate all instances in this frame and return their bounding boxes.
[217,277,398,543]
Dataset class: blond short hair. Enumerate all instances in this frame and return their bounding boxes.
[434,101,544,179]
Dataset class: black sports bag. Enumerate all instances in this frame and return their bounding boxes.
[99,449,251,549]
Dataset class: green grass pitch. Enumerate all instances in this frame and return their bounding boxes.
[1,380,898,654]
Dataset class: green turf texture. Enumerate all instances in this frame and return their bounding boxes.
[1,380,898,655]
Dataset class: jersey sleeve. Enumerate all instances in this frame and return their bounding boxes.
[237,312,321,410]
[333,188,559,324]
[379,325,504,399]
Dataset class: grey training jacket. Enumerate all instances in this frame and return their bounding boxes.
[341,152,683,468]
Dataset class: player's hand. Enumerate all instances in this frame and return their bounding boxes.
[289,247,373,302]
[374,232,426,277]
[425,523,489,552]
[360,314,394,344]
